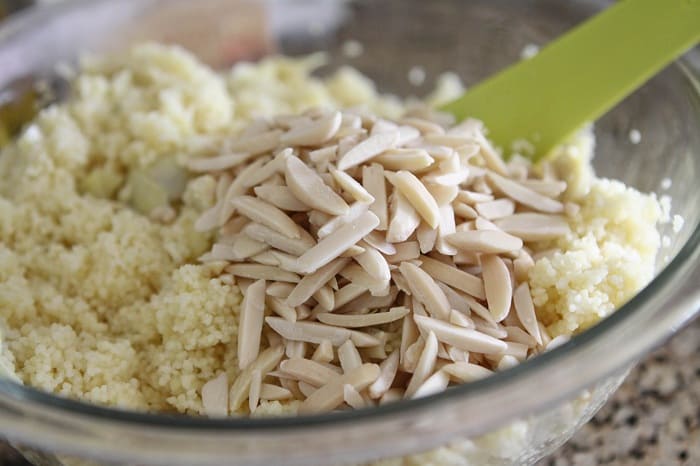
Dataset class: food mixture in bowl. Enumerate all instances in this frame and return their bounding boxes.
[0,43,668,416]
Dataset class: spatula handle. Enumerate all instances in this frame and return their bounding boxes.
[442,0,700,160]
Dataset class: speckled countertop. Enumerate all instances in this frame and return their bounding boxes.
[1,319,697,465]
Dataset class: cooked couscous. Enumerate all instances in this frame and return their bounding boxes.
[0,43,665,416]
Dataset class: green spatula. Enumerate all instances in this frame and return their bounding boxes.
[441,0,700,161]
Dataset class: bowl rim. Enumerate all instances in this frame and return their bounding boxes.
[0,0,699,460]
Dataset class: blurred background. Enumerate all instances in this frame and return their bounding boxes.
[0,1,697,465]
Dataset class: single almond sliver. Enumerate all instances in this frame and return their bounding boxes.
[481,255,512,322]
[316,306,410,328]
[296,211,379,274]
[386,170,440,228]
[238,279,267,369]
[285,155,349,216]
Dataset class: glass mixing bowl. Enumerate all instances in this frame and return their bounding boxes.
[0,1,698,465]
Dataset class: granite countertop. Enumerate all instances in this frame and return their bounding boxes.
[1,319,697,465]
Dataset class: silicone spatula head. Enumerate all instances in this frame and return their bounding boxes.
[441,0,700,161]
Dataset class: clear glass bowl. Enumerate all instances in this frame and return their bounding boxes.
[0,1,699,465]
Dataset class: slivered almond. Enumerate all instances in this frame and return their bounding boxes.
[513,251,535,283]
[316,307,409,328]
[250,251,279,266]
[343,384,367,409]
[229,129,283,155]
[298,364,380,414]
[230,346,284,411]
[253,185,310,212]
[287,258,349,307]
[424,169,470,187]
[416,144,454,161]
[362,232,396,255]
[446,230,523,254]
[413,370,450,399]
[453,202,478,219]
[231,235,269,260]
[386,171,440,228]
[280,111,342,146]
[488,172,564,213]
[340,245,366,257]
[285,155,349,216]
[396,125,421,145]
[267,250,304,273]
[475,199,516,220]
[405,331,438,398]
[335,288,398,315]
[426,183,459,206]
[210,243,239,261]
[298,381,317,398]
[437,282,473,315]
[238,279,266,369]
[187,153,251,172]
[391,270,411,295]
[520,179,567,197]
[374,149,434,171]
[447,347,469,362]
[387,191,421,243]
[317,202,370,238]
[239,149,292,190]
[413,314,507,354]
[380,388,405,404]
[497,355,520,370]
[457,190,495,205]
[362,164,388,230]
[312,340,334,363]
[442,362,493,383]
[473,132,508,176]
[219,156,270,225]
[297,211,379,274]
[260,384,293,401]
[332,284,368,310]
[473,319,508,339]
[249,370,262,413]
[385,241,421,263]
[280,358,340,386]
[371,119,399,135]
[500,341,529,361]
[309,145,338,164]
[399,262,450,320]
[202,373,228,417]
[505,326,538,347]
[226,264,300,283]
[330,168,375,204]
[400,315,419,369]
[420,255,485,300]
[267,296,297,322]
[513,282,542,345]
[244,223,314,256]
[339,263,387,297]
[314,285,335,311]
[435,205,458,255]
[367,350,400,399]
[338,131,399,170]
[265,317,379,347]
[475,217,500,231]
[195,203,224,232]
[481,255,512,322]
[416,223,438,253]
[338,340,363,372]
[493,213,570,240]
[354,247,391,283]
[231,196,300,239]
[399,117,445,135]
[449,310,475,329]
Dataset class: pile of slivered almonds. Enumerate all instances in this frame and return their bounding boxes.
[190,107,576,416]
